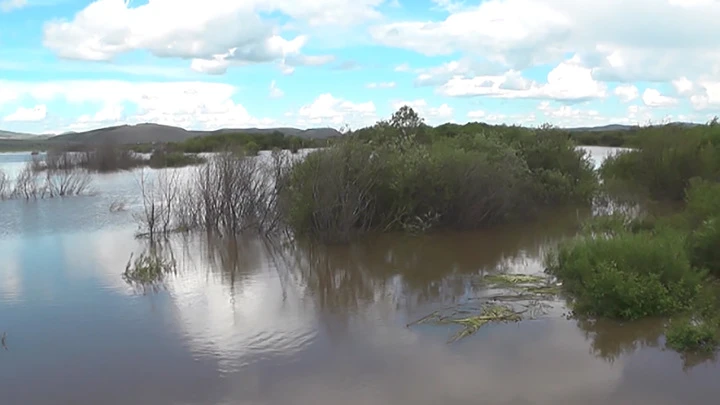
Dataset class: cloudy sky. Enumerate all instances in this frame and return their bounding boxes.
[1,0,719,134]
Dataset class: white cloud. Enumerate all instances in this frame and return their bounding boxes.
[537,101,602,124]
[71,104,125,131]
[296,93,376,127]
[42,0,380,73]
[3,105,47,122]
[439,57,606,102]
[0,0,26,12]
[0,80,275,130]
[414,59,506,87]
[688,80,720,111]
[394,63,410,72]
[391,99,454,123]
[366,81,396,89]
[613,84,638,103]
[370,0,720,82]
[467,110,486,119]
[642,88,678,108]
[672,77,694,96]
[269,80,284,98]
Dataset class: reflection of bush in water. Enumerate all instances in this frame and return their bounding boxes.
[578,317,719,372]
[265,209,587,312]
[577,318,664,364]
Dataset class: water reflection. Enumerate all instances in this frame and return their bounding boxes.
[3,148,720,405]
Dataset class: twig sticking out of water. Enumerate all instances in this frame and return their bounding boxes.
[1,332,7,351]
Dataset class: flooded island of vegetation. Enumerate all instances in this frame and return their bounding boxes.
[3,108,720,404]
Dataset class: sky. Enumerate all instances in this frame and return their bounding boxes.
[1,0,720,134]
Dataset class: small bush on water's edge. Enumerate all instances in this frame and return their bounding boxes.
[548,175,720,354]
[666,317,720,353]
[546,229,705,320]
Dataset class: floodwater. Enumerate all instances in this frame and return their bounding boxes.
[1,147,719,405]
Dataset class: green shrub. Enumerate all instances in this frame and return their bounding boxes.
[600,124,720,201]
[687,217,720,277]
[280,112,598,243]
[666,317,719,352]
[148,151,204,168]
[546,229,706,320]
[684,178,720,226]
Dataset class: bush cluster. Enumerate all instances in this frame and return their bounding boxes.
[548,120,720,353]
[280,109,597,243]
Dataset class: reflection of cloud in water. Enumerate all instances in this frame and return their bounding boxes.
[218,319,626,405]
[152,231,633,404]
[165,237,319,374]
[0,244,22,304]
[59,227,142,294]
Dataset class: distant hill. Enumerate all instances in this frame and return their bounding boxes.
[0,130,49,140]
[566,124,637,132]
[0,121,708,149]
[567,122,701,132]
[47,123,343,145]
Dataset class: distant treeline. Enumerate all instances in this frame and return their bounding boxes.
[2,121,710,154]
[129,131,331,154]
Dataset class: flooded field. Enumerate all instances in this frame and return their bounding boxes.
[1,147,719,405]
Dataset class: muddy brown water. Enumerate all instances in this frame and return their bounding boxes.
[1,147,719,405]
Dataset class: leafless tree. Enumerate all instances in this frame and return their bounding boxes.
[0,169,8,200]
[12,164,42,200]
[44,167,92,197]
[134,168,180,239]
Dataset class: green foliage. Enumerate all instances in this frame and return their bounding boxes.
[175,131,326,153]
[600,124,720,201]
[148,150,205,168]
[122,249,177,291]
[546,229,705,320]
[666,317,720,352]
[569,129,642,147]
[281,107,598,243]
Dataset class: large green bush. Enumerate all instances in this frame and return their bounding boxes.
[546,229,705,320]
[280,108,598,243]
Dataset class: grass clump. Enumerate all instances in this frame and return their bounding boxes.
[547,229,705,320]
[548,173,720,354]
[122,249,177,292]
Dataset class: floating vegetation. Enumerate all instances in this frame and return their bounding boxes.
[409,301,553,343]
[483,274,546,285]
[408,273,561,343]
[122,249,177,293]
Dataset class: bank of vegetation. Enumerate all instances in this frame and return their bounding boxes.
[124,107,597,242]
[546,120,720,354]
[280,107,598,242]
[164,131,328,154]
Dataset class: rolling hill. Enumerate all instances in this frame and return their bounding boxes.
[47,124,343,145]
[0,121,707,151]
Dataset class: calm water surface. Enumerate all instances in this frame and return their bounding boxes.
[1,147,719,405]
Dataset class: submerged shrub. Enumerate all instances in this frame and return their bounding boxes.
[280,108,598,243]
[666,317,720,353]
[546,229,705,320]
